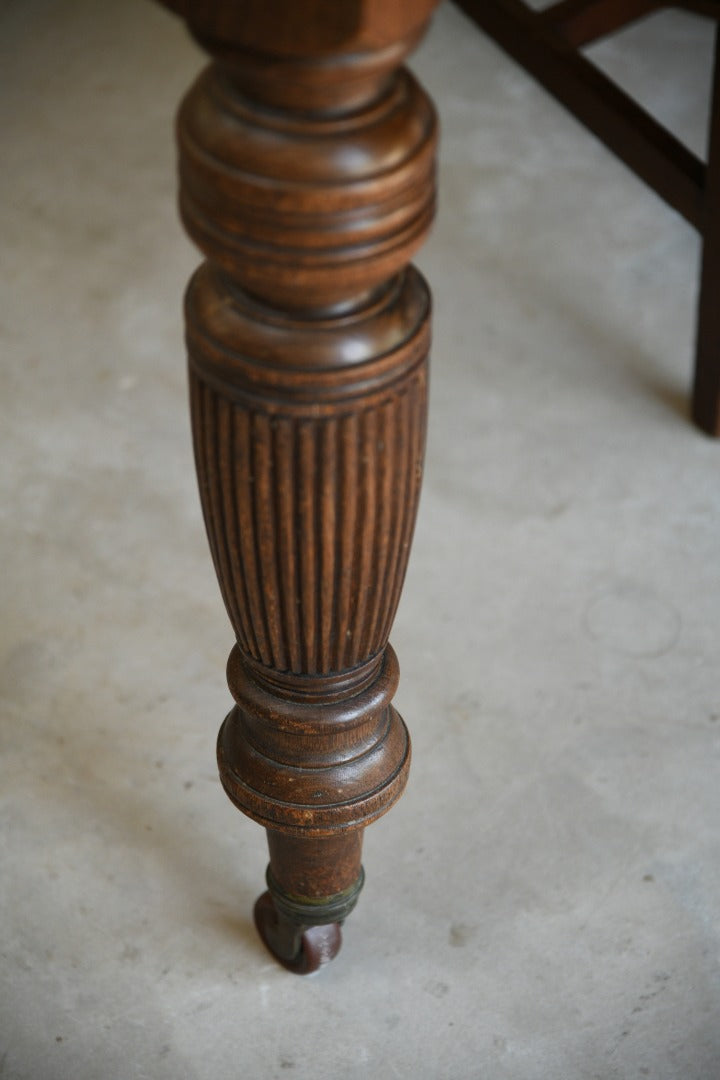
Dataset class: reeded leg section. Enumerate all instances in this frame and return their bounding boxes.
[164,0,439,971]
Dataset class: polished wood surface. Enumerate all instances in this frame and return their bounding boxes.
[162,0,438,972]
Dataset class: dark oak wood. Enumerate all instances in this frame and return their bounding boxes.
[161,0,438,972]
[454,0,720,435]
[693,26,720,432]
[457,0,704,225]
[540,0,668,47]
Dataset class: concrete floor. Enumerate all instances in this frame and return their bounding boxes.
[2,3,719,1078]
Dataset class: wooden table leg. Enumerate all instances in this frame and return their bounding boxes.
[162,0,439,972]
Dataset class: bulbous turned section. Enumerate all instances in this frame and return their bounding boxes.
[218,645,410,835]
[178,65,437,309]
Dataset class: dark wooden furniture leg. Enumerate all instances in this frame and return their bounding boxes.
[693,23,720,434]
[160,0,438,973]
[454,0,720,435]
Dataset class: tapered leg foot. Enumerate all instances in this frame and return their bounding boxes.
[253,892,342,975]
[251,833,365,973]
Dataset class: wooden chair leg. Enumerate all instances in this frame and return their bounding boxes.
[163,0,439,972]
[453,0,704,224]
[539,0,667,48]
[455,0,718,434]
[693,23,720,436]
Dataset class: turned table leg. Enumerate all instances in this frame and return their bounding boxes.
[162,0,439,973]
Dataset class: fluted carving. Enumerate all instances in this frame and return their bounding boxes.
[188,270,429,674]
[165,0,439,972]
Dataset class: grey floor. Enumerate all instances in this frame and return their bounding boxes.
[2,3,719,1078]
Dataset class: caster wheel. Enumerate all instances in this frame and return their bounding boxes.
[254,891,342,975]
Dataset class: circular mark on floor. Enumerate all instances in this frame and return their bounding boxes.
[584,583,680,658]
